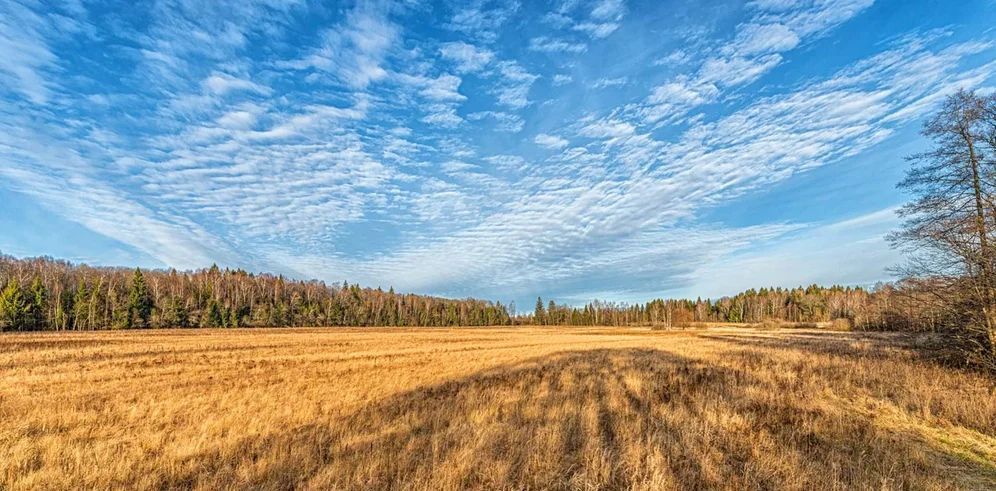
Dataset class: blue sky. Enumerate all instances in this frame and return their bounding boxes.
[1,0,995,307]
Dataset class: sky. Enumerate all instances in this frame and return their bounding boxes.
[1,0,995,308]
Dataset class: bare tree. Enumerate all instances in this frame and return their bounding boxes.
[889,89,996,365]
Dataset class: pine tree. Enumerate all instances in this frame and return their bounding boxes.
[162,296,189,328]
[128,268,154,328]
[534,297,545,325]
[0,279,27,331]
[203,300,223,328]
[27,277,47,330]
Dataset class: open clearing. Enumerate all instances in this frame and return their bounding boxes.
[1,327,995,490]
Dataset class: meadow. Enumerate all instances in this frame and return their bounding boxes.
[1,326,994,490]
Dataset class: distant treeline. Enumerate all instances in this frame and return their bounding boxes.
[0,253,943,333]
[0,255,511,330]
[530,282,943,331]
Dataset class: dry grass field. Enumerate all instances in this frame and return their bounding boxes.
[1,327,995,490]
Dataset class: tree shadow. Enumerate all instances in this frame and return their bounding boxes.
[698,330,963,368]
[156,348,996,490]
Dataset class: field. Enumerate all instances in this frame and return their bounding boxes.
[1,327,995,490]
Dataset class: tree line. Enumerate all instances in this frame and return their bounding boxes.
[1,253,933,332]
[0,251,943,335]
[0,255,511,330]
[527,282,945,331]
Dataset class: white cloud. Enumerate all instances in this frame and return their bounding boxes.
[649,78,718,105]
[591,0,626,20]
[733,23,800,55]
[419,74,466,101]
[579,119,635,138]
[440,160,478,174]
[0,2,61,104]
[542,13,570,29]
[202,72,271,96]
[216,109,259,130]
[446,2,520,43]
[421,104,464,127]
[534,0,626,40]
[640,77,720,123]
[699,54,783,86]
[777,0,874,38]
[534,133,570,149]
[528,36,587,53]
[572,21,620,39]
[0,117,240,269]
[639,0,873,125]
[250,99,369,140]
[552,74,573,86]
[655,49,691,66]
[467,111,524,132]
[439,41,495,72]
[484,154,528,172]
[290,2,397,89]
[591,77,628,88]
[492,61,539,109]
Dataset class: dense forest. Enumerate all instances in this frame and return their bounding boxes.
[0,255,511,330]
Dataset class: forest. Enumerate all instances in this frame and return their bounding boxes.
[0,253,946,334]
[0,256,512,330]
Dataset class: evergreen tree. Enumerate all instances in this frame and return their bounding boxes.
[0,279,27,331]
[534,297,545,325]
[203,300,224,328]
[113,300,131,329]
[162,296,189,328]
[87,284,104,329]
[128,268,154,328]
[28,277,47,330]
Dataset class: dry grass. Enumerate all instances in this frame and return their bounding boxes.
[1,327,994,490]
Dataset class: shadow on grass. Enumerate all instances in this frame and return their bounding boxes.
[698,329,976,371]
[161,347,996,490]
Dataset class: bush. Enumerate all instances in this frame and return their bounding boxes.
[756,320,821,330]
[672,321,709,329]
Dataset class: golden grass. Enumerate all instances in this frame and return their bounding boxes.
[1,327,994,490]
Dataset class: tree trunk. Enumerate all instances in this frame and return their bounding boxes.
[964,127,996,356]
